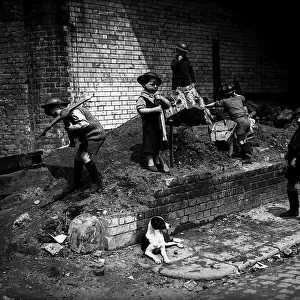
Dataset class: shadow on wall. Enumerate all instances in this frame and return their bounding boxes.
[119,0,288,98]
[120,0,209,90]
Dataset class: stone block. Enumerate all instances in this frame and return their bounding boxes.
[68,213,105,254]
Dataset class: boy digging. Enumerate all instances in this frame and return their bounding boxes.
[41,96,106,193]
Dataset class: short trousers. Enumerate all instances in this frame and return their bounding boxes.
[234,116,250,141]
[78,138,105,155]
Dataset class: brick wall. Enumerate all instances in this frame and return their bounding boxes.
[100,161,286,250]
[0,0,288,157]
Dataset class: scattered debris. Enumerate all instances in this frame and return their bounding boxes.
[34,200,40,205]
[184,279,197,291]
[89,261,105,276]
[13,212,31,228]
[283,248,292,257]
[250,261,268,271]
[48,233,67,244]
[3,296,15,300]
[41,243,64,255]
[92,250,103,258]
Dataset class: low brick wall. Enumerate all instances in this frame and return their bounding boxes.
[101,161,286,250]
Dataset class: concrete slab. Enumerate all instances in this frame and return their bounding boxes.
[158,255,238,280]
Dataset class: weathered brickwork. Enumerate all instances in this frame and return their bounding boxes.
[0,0,287,157]
[101,162,286,249]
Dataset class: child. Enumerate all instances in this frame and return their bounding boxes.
[136,72,171,173]
[280,108,300,217]
[170,43,205,108]
[205,84,253,163]
[41,96,106,193]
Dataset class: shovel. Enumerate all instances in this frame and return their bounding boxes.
[39,94,95,137]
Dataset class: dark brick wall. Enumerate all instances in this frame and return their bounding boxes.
[0,0,71,156]
[0,0,288,157]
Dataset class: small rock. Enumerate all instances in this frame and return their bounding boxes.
[13,212,31,228]
[283,248,292,257]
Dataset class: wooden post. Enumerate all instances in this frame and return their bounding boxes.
[169,125,174,167]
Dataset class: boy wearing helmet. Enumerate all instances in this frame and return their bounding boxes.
[136,72,171,173]
[41,97,106,193]
[280,108,300,217]
[170,43,205,109]
[205,84,253,163]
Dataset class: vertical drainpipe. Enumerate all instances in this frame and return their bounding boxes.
[212,38,221,101]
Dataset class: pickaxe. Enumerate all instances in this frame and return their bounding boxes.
[39,94,95,137]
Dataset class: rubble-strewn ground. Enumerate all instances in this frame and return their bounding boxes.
[0,99,297,300]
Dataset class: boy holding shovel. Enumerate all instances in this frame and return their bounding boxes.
[136,72,171,173]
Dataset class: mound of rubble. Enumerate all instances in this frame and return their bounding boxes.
[37,100,297,214]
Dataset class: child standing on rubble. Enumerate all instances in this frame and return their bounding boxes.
[170,43,204,107]
[136,72,171,173]
[205,84,253,163]
[170,43,212,124]
[41,97,106,193]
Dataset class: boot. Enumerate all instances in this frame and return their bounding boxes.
[242,142,253,164]
[85,161,104,193]
[280,191,299,217]
[63,160,84,193]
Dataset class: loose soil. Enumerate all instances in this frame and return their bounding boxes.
[0,100,298,300]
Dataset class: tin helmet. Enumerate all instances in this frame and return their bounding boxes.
[41,97,69,109]
[219,84,235,98]
[175,43,189,53]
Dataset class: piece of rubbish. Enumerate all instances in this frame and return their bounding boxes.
[92,250,103,257]
[184,279,197,291]
[48,233,67,244]
[283,248,292,257]
[3,296,15,300]
[41,243,64,255]
[13,212,31,228]
[273,254,281,259]
[257,147,269,152]
[97,209,107,215]
[127,275,134,280]
[252,262,268,270]
[34,200,40,205]
[89,262,105,276]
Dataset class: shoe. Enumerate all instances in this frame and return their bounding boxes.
[148,165,159,172]
[279,210,299,217]
[243,157,253,164]
[87,182,104,193]
[62,182,83,194]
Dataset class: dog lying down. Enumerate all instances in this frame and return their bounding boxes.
[141,216,184,264]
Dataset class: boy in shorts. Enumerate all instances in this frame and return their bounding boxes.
[205,84,253,163]
[41,96,106,193]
